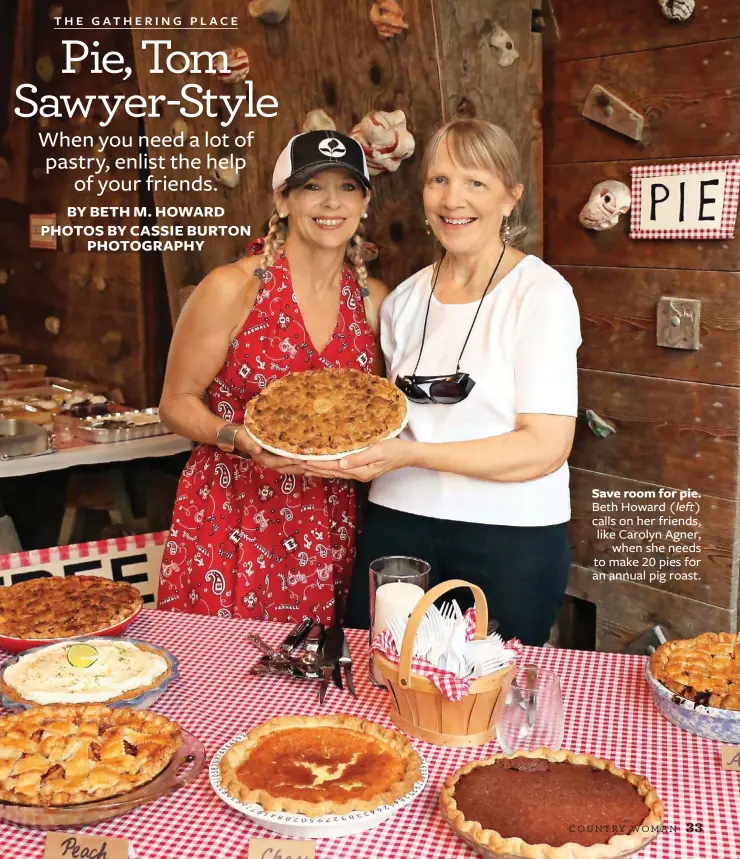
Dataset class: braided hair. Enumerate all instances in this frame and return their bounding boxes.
[344,220,377,335]
[254,208,287,279]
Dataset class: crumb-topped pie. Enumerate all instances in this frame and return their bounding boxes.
[650,631,740,710]
[440,748,664,859]
[244,368,407,456]
[0,576,143,640]
[1,640,172,707]
[219,714,423,817]
[0,704,182,805]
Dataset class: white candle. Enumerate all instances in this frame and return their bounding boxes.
[372,582,425,684]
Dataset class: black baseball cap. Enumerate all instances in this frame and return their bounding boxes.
[272,130,372,192]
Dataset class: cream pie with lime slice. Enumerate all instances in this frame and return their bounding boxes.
[1,639,172,707]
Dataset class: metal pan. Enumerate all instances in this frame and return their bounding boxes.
[0,419,50,459]
[69,410,170,444]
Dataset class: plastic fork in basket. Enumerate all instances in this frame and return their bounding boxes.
[423,605,452,667]
[473,655,514,679]
[386,616,429,659]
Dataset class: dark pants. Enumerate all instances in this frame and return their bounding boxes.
[346,502,570,646]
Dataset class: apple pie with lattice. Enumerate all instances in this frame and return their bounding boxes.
[244,368,407,456]
[650,631,740,709]
[0,704,182,805]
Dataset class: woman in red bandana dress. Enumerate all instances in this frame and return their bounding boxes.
[157,131,387,625]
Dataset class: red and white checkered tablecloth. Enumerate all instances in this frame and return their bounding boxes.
[0,610,738,859]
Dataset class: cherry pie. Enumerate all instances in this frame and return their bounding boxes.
[0,704,182,805]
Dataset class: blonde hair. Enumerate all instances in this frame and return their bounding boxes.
[422,119,526,246]
[256,195,370,297]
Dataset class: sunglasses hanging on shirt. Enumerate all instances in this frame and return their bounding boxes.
[395,243,507,405]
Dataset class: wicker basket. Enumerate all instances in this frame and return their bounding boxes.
[374,579,515,747]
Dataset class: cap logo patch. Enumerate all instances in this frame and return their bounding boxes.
[318,138,346,158]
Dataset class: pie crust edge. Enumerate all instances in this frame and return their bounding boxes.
[438,747,664,859]
[0,642,173,708]
[243,369,408,456]
[219,714,423,817]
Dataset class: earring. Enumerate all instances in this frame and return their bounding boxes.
[424,219,432,235]
[362,213,369,220]
[501,215,511,246]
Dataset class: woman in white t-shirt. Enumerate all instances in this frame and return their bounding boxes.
[306,119,581,645]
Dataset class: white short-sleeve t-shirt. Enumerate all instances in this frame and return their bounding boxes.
[369,255,582,526]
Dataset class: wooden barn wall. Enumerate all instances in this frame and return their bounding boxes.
[127,0,543,320]
[545,2,740,650]
[0,0,169,407]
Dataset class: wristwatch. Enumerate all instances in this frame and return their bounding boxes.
[216,422,241,453]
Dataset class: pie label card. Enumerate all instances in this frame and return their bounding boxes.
[29,213,57,249]
[44,832,130,859]
[720,745,740,771]
[248,837,315,859]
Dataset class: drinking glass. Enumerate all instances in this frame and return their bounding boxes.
[368,556,431,686]
[496,664,564,753]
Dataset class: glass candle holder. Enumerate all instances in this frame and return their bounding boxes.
[369,556,430,687]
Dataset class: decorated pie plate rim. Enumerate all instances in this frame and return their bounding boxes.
[0,603,144,652]
[243,408,409,461]
[645,661,740,720]
[208,729,428,826]
[0,636,179,711]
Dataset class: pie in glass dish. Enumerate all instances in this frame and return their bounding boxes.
[243,368,407,457]
[0,575,143,641]
[0,704,182,806]
[219,714,423,817]
[649,631,740,710]
[439,748,664,859]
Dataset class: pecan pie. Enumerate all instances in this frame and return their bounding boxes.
[650,631,740,709]
[0,576,143,640]
[440,749,664,859]
[244,369,407,456]
[0,704,182,805]
[219,714,423,816]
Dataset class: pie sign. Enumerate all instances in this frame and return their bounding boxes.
[248,838,315,859]
[44,832,130,859]
[630,159,740,240]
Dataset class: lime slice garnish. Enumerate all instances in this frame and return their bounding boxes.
[67,643,99,668]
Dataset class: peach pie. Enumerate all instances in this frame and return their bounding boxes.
[219,714,423,816]
[0,704,182,805]
[0,575,143,640]
[650,631,740,709]
[244,368,407,456]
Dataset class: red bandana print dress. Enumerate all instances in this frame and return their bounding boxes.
[157,252,376,624]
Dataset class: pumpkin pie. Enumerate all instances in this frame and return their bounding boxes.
[650,631,740,709]
[0,576,143,640]
[219,714,423,816]
[440,748,664,859]
[0,704,182,806]
[244,368,407,456]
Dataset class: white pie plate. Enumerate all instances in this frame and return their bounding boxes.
[209,730,428,838]
[243,408,409,461]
